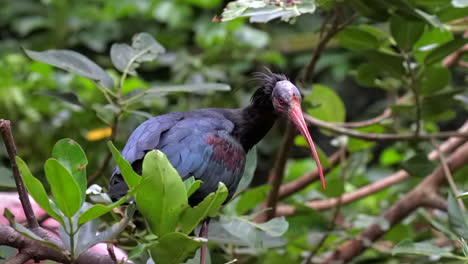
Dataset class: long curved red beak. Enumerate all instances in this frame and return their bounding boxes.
[289,99,326,190]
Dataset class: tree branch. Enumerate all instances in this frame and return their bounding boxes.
[428,121,468,160]
[4,253,30,264]
[275,170,410,216]
[432,138,466,210]
[0,120,39,229]
[333,109,392,128]
[304,114,468,141]
[323,141,468,263]
[0,224,116,264]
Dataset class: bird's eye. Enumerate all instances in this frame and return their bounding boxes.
[278,98,286,105]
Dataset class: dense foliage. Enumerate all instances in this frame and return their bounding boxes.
[1,0,467,263]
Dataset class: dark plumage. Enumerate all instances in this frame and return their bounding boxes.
[108,71,324,206]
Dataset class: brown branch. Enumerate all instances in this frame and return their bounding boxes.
[107,243,117,264]
[323,141,468,263]
[428,121,468,160]
[443,43,468,67]
[0,224,116,264]
[420,193,447,211]
[0,120,39,229]
[305,114,468,141]
[333,109,392,128]
[275,170,410,216]
[278,148,344,200]
[265,123,295,220]
[432,138,466,210]
[4,253,30,264]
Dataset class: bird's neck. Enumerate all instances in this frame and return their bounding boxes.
[233,103,278,151]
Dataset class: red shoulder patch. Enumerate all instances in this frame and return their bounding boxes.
[206,135,245,171]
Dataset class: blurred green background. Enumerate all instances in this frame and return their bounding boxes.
[1,0,468,263]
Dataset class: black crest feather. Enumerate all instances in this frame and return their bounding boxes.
[250,69,287,107]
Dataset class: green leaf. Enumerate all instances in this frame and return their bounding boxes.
[127,243,148,260]
[183,177,202,198]
[425,37,468,65]
[35,91,84,107]
[179,183,228,234]
[448,193,468,239]
[452,0,468,8]
[111,32,165,76]
[392,239,465,260]
[75,204,136,256]
[390,15,425,51]
[52,139,88,199]
[414,27,453,62]
[44,158,82,217]
[235,147,257,194]
[16,156,62,222]
[77,196,128,225]
[457,192,468,199]
[9,219,63,251]
[218,215,288,248]
[236,185,270,215]
[402,154,437,177]
[108,141,141,189]
[22,48,114,89]
[305,84,346,123]
[379,148,404,166]
[355,63,379,87]
[220,1,316,23]
[136,150,188,236]
[207,219,286,248]
[337,26,380,51]
[420,66,451,95]
[149,232,203,264]
[364,51,405,77]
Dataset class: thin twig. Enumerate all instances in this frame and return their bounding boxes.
[107,243,117,264]
[333,109,392,128]
[428,121,468,160]
[275,170,410,216]
[432,138,466,211]
[304,114,468,141]
[300,11,356,83]
[265,123,295,220]
[0,120,39,229]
